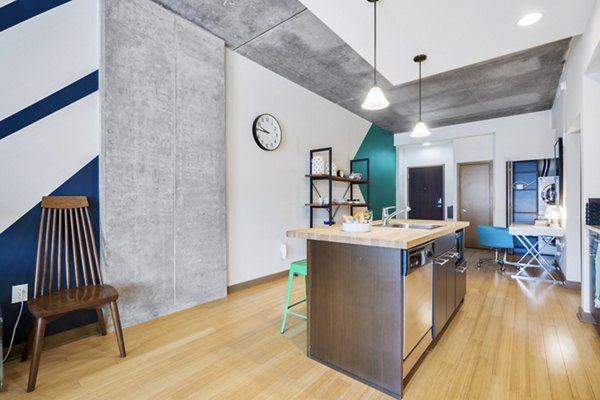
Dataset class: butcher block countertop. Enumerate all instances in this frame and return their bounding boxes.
[287,219,470,249]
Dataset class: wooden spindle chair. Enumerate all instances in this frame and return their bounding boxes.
[21,196,126,392]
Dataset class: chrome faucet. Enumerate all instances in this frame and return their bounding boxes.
[382,206,412,226]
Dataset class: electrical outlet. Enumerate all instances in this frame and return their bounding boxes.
[12,283,28,303]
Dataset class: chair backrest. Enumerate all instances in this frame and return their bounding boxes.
[476,225,515,250]
[33,196,103,298]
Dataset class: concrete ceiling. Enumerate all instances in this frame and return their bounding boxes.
[152,0,306,49]
[299,0,593,86]
[152,0,576,132]
[380,38,571,132]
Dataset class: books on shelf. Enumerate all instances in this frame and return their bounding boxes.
[534,218,549,227]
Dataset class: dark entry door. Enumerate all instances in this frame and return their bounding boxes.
[408,166,444,220]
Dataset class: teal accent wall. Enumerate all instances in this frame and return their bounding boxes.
[354,124,396,220]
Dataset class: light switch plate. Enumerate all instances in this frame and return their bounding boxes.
[12,283,28,303]
[280,244,287,260]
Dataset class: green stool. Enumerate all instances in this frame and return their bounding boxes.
[280,259,308,333]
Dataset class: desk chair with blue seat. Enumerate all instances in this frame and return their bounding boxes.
[477,225,517,272]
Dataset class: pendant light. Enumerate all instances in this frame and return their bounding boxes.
[411,54,431,137]
[361,0,389,110]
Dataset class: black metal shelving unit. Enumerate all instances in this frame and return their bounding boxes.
[307,147,370,227]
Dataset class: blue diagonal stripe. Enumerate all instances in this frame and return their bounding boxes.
[0,70,98,140]
[0,0,71,32]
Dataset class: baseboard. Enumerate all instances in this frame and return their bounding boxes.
[3,322,101,362]
[563,280,581,289]
[228,270,289,294]
[577,307,597,324]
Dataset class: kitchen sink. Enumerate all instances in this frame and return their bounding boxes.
[378,222,444,230]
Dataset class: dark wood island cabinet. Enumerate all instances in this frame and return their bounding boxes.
[308,240,403,396]
[288,219,469,399]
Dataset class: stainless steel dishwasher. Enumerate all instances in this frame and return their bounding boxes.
[402,243,434,378]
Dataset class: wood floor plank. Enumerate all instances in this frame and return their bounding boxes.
[2,249,598,399]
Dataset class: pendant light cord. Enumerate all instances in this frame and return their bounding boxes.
[419,60,422,120]
[373,0,377,86]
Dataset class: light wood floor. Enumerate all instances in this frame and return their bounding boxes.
[2,249,600,399]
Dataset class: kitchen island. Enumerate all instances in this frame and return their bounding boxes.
[287,219,469,399]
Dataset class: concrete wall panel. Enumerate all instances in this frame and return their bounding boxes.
[174,17,226,307]
[102,0,226,326]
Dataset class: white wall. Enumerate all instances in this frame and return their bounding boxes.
[554,36,584,133]
[397,135,497,222]
[453,134,494,164]
[555,3,600,217]
[397,142,454,219]
[562,131,582,283]
[395,111,556,227]
[0,0,100,233]
[225,49,371,286]
[553,1,600,312]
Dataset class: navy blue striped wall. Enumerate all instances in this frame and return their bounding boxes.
[0,158,100,346]
[0,70,98,139]
[1,0,100,349]
[0,0,71,32]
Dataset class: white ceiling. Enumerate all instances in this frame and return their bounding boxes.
[298,0,595,86]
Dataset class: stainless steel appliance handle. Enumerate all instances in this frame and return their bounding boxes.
[456,265,468,273]
[436,249,460,266]
[436,258,451,266]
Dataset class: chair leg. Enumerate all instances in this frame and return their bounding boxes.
[21,324,34,362]
[479,249,510,272]
[109,301,126,358]
[478,255,496,269]
[27,317,47,392]
[96,307,108,336]
[280,271,294,334]
[304,275,308,302]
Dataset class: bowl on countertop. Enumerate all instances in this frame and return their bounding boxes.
[342,222,371,233]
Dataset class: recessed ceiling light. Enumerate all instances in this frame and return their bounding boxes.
[517,13,543,27]
[423,142,431,146]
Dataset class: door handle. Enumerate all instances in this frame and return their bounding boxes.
[461,209,467,212]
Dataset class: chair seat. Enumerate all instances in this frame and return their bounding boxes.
[477,225,515,249]
[28,285,119,318]
[290,259,307,276]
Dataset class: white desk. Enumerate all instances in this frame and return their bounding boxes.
[508,224,565,283]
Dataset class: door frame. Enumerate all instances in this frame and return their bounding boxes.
[457,161,493,244]
[407,164,445,220]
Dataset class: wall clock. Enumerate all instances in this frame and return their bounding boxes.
[252,113,282,151]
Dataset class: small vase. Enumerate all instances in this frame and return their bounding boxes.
[312,156,324,174]
[326,162,337,176]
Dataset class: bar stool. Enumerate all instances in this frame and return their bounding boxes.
[280,259,307,333]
